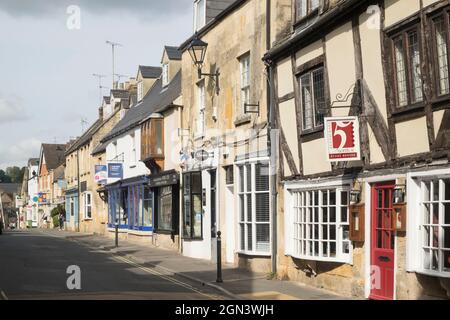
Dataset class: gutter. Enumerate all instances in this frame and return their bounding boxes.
[263,0,370,62]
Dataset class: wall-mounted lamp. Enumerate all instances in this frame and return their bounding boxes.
[186,34,220,95]
[394,184,406,204]
[244,102,260,116]
[350,190,361,205]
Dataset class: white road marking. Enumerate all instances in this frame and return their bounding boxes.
[113,256,220,300]
[0,290,8,300]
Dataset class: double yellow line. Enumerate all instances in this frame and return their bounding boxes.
[113,255,220,300]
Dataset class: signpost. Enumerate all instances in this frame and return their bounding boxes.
[324,116,361,162]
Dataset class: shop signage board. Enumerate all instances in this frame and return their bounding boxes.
[108,163,123,179]
[324,116,361,162]
[95,165,107,184]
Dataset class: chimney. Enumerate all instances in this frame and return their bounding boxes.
[98,106,103,120]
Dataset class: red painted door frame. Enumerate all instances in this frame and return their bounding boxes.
[370,182,395,300]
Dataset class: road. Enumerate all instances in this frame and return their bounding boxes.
[0,229,224,300]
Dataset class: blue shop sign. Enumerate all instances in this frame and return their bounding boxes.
[108,163,123,179]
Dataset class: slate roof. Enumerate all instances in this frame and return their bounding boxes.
[65,119,103,155]
[0,183,21,195]
[28,158,39,166]
[110,89,130,100]
[138,66,162,79]
[101,70,182,143]
[42,144,66,170]
[91,141,108,156]
[165,46,182,60]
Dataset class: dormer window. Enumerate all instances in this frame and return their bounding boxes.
[137,81,144,102]
[162,63,169,87]
[295,0,319,21]
[194,0,206,31]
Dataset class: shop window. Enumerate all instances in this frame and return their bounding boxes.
[238,162,270,254]
[157,186,173,231]
[388,26,424,108]
[183,172,203,239]
[420,179,450,274]
[288,186,352,263]
[298,66,325,132]
[143,186,153,227]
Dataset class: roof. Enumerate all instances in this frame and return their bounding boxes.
[65,119,103,155]
[164,46,182,61]
[41,144,66,170]
[28,158,39,166]
[138,66,162,79]
[91,141,108,156]
[0,183,21,195]
[110,89,130,100]
[103,96,111,104]
[101,70,182,143]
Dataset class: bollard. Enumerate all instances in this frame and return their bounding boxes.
[216,231,223,283]
[115,219,119,248]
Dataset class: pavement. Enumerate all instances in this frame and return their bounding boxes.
[33,228,347,300]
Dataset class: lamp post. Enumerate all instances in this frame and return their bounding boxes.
[186,34,220,95]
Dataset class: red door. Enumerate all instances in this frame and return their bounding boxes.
[370,183,395,300]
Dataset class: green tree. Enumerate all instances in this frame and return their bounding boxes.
[0,169,12,183]
[5,166,25,183]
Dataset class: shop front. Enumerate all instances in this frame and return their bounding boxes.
[64,187,79,231]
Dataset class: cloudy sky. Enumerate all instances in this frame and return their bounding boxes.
[0,0,192,169]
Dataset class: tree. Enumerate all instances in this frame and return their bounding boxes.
[0,169,12,183]
[5,166,25,183]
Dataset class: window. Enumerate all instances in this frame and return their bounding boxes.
[130,133,136,164]
[84,192,92,219]
[162,63,169,87]
[390,27,423,108]
[183,172,203,239]
[298,66,325,131]
[70,197,74,217]
[240,54,250,114]
[157,186,173,231]
[143,186,153,227]
[137,81,144,102]
[197,82,205,136]
[432,12,450,96]
[128,185,142,229]
[295,0,319,21]
[194,0,206,31]
[141,118,164,160]
[420,179,450,275]
[288,187,352,263]
[238,162,270,254]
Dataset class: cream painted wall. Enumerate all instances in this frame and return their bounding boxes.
[325,22,356,117]
[368,125,385,164]
[384,0,420,28]
[301,138,331,175]
[279,99,300,171]
[277,57,294,97]
[395,117,430,157]
[433,110,445,138]
[359,10,388,125]
[295,40,323,66]
[423,0,442,7]
[164,107,181,171]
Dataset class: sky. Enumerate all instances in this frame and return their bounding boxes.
[0,0,193,170]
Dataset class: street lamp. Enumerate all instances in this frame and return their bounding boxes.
[186,34,220,95]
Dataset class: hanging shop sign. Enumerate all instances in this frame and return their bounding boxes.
[95,165,108,184]
[194,149,210,162]
[37,192,48,204]
[108,163,123,179]
[324,116,361,162]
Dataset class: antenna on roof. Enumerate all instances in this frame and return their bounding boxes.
[93,73,107,105]
[106,40,123,90]
[81,118,88,133]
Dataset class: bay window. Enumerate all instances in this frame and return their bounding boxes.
[286,185,352,263]
[183,172,203,239]
[298,66,325,131]
[238,162,270,255]
[141,118,164,160]
[390,26,424,108]
[420,178,450,275]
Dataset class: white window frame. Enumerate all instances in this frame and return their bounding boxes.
[239,53,250,114]
[193,0,206,31]
[236,158,271,256]
[284,179,353,264]
[162,63,169,87]
[83,192,92,220]
[137,81,144,102]
[406,168,450,278]
[196,82,206,138]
